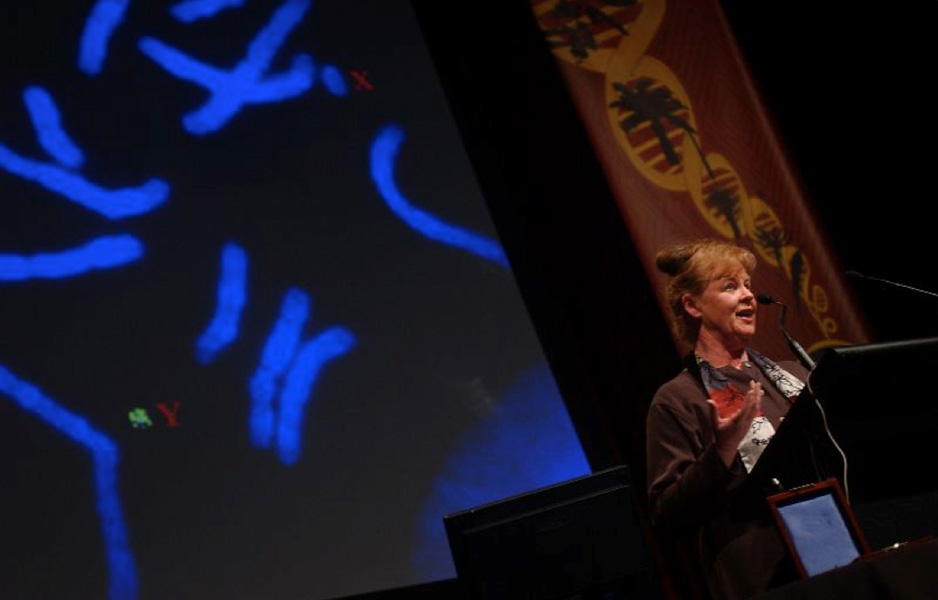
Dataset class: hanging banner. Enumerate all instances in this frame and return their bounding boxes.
[529,0,869,356]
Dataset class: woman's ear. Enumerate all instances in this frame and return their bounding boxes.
[682,293,702,319]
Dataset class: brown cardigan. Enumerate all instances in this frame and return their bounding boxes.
[646,355,810,599]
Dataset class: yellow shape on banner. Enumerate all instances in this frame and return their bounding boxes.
[605,56,698,192]
[808,338,852,354]
[685,152,752,240]
[808,282,839,337]
[747,195,788,269]
[531,0,665,73]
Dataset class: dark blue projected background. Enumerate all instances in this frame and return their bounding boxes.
[0,1,589,599]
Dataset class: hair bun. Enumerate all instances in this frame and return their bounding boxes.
[655,243,696,276]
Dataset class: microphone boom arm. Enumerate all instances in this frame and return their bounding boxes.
[759,294,817,371]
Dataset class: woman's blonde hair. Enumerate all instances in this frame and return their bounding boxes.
[656,239,756,345]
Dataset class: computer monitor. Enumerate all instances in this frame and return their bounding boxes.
[442,465,652,600]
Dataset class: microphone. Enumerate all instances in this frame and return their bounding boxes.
[756,293,776,306]
[757,294,816,370]
[845,270,938,300]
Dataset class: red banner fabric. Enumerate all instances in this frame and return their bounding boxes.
[529,0,870,357]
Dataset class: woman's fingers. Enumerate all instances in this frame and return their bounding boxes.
[746,381,765,412]
[709,381,767,467]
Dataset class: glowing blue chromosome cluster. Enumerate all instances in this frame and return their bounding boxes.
[5,0,571,597]
[139,0,316,135]
[0,86,165,284]
[196,250,357,466]
[247,288,356,465]
[1,86,168,221]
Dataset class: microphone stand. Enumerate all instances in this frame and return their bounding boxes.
[757,294,816,371]
[776,301,816,371]
[845,270,938,299]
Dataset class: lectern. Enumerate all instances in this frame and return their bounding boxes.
[748,337,938,504]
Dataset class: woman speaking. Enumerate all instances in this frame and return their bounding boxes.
[646,239,809,599]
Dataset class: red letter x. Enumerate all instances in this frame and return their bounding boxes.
[349,70,373,91]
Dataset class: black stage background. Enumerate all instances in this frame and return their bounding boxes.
[2,1,936,599]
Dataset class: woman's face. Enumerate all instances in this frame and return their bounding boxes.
[683,262,756,350]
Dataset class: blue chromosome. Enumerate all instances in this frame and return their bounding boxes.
[0,235,143,282]
[138,0,316,135]
[249,288,310,449]
[275,326,355,464]
[77,0,132,75]
[248,288,355,465]
[321,65,348,96]
[0,143,168,219]
[23,87,85,168]
[195,242,248,364]
[171,0,245,23]
[0,365,138,600]
[369,124,509,268]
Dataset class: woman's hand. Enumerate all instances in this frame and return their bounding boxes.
[708,380,763,467]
